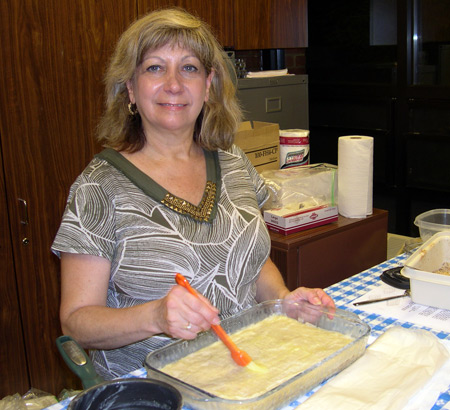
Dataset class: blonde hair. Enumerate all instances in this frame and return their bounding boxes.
[97,8,241,152]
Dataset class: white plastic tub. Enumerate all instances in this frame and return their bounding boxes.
[402,231,450,310]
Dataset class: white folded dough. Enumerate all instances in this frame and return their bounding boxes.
[298,326,450,410]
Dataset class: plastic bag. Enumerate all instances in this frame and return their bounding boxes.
[57,389,80,402]
[0,394,27,410]
[261,164,338,213]
[0,389,58,410]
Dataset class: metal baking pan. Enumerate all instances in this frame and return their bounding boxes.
[145,299,370,410]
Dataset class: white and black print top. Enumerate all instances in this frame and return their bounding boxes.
[52,144,271,379]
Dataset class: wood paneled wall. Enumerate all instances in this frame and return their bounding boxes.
[0,0,307,396]
[0,0,136,396]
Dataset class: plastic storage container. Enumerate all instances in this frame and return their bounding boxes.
[145,300,370,410]
[414,209,450,241]
[402,231,450,310]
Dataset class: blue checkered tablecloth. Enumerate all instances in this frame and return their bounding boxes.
[45,254,450,410]
[328,254,450,341]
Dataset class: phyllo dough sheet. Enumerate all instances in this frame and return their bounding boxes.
[161,315,352,400]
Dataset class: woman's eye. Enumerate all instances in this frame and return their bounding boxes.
[183,64,199,73]
[146,65,161,73]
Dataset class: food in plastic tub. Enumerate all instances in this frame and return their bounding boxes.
[402,231,450,310]
[414,209,450,241]
[145,300,370,410]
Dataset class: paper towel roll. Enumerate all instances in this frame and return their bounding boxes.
[338,136,373,218]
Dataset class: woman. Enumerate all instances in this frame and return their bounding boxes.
[52,8,335,380]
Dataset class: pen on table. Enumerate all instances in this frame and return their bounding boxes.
[353,290,410,306]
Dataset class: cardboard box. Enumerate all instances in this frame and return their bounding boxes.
[264,205,339,235]
[234,121,280,172]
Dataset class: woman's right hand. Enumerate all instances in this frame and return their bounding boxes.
[60,252,219,349]
[60,252,133,349]
[153,283,220,339]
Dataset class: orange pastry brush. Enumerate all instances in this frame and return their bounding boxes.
[175,273,266,372]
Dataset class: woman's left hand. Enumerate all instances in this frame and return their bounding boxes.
[284,287,336,310]
[255,257,336,313]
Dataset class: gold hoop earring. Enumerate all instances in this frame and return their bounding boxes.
[128,102,138,116]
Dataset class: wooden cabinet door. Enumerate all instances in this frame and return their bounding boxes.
[234,0,308,49]
[139,0,234,47]
[0,0,136,395]
[0,147,29,397]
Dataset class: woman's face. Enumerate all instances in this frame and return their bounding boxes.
[127,44,214,139]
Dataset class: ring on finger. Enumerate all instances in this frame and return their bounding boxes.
[185,321,192,330]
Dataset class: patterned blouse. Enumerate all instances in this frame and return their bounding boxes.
[52,144,271,379]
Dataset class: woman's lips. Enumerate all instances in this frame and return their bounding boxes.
[159,103,186,107]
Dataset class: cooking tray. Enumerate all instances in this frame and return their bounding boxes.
[145,300,370,410]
